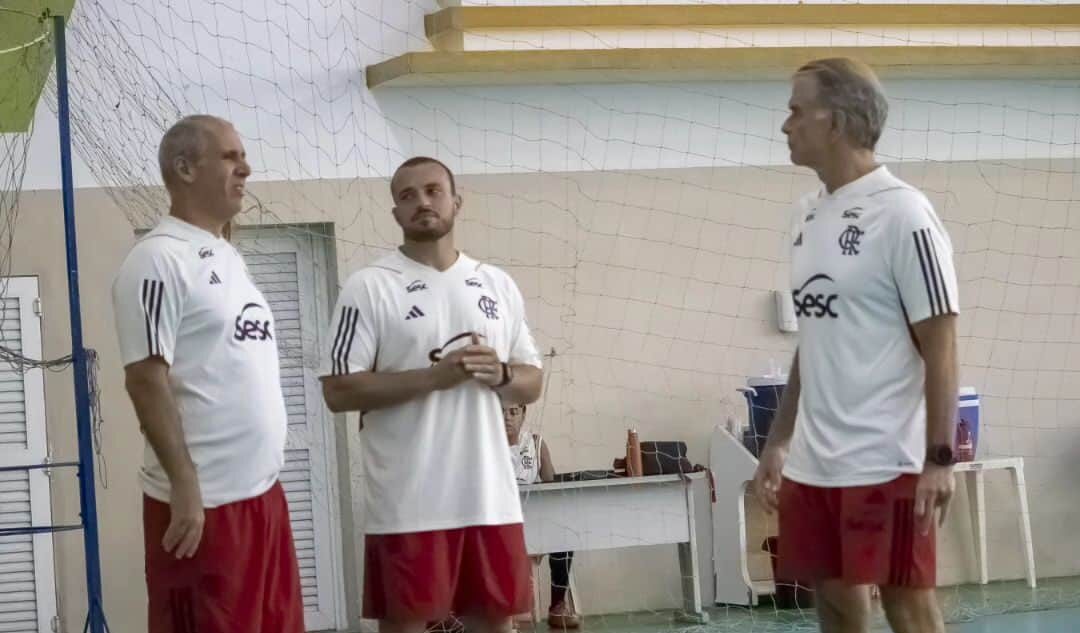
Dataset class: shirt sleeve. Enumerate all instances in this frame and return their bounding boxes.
[506,278,543,369]
[890,198,960,324]
[322,273,379,376]
[110,243,187,367]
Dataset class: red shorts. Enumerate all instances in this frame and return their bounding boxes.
[364,524,532,621]
[777,474,936,588]
[143,482,304,633]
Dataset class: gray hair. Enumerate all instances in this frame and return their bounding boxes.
[158,115,228,186]
[797,58,889,150]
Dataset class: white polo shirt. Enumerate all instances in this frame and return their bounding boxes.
[785,166,960,487]
[324,250,542,535]
[112,216,288,507]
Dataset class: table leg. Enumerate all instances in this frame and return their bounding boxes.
[1010,464,1037,589]
[531,558,542,624]
[965,470,988,585]
[676,481,709,624]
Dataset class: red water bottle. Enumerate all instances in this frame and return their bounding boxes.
[956,419,974,462]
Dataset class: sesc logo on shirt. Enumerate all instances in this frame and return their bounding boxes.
[793,274,839,319]
[234,302,274,342]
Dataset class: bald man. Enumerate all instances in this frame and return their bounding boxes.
[112,115,304,633]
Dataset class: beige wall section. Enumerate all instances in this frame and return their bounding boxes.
[13,157,1080,628]
[12,188,148,633]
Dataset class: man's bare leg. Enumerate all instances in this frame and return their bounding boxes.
[463,615,514,633]
[813,581,872,633]
[879,586,945,633]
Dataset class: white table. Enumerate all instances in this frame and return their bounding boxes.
[519,472,709,624]
[710,425,1039,601]
[710,427,776,606]
[954,457,1037,588]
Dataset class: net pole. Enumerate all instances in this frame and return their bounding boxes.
[52,13,108,633]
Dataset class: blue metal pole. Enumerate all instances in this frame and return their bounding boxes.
[52,14,108,633]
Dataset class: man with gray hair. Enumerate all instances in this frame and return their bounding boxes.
[752,58,959,633]
[112,115,304,632]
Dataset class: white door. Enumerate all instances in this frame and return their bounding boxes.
[0,277,57,633]
[235,229,344,631]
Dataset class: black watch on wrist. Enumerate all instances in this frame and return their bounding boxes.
[494,362,513,389]
[926,444,955,467]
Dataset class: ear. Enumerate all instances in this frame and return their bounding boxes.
[174,156,197,185]
[830,110,848,143]
[452,192,463,217]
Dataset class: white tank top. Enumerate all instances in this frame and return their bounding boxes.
[511,433,541,484]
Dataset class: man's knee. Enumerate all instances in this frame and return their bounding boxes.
[814,581,872,633]
[879,586,944,633]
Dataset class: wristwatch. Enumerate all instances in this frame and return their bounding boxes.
[926,444,955,467]
[494,362,513,388]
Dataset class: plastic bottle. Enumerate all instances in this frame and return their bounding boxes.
[956,419,975,462]
[626,429,643,477]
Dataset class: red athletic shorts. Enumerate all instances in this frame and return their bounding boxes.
[364,524,532,621]
[143,482,304,633]
[777,474,936,588]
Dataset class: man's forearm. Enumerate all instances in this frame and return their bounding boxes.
[127,380,197,486]
[923,330,959,449]
[763,351,801,451]
[322,368,440,413]
[494,364,543,405]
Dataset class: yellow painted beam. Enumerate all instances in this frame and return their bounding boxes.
[426,4,1080,39]
[367,46,1080,88]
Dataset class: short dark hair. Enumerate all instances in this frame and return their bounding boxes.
[391,156,456,197]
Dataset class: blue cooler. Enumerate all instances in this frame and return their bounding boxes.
[957,386,980,458]
[738,375,787,458]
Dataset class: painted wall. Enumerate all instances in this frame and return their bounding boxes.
[13,156,1080,629]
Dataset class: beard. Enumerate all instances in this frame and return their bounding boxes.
[403,217,453,242]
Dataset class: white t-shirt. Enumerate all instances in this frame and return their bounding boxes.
[785,166,960,487]
[112,216,288,507]
[511,433,541,485]
[324,250,542,535]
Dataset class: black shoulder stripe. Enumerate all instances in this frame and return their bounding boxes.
[141,279,164,356]
[913,229,945,316]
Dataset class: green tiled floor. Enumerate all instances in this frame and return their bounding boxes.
[560,576,1080,633]
[950,607,1080,633]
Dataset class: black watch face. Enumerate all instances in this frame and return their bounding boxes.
[932,445,954,464]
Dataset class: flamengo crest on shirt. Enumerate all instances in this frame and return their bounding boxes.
[839,225,864,256]
[478,295,499,320]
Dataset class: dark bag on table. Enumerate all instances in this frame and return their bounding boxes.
[640,441,694,475]
[640,441,716,502]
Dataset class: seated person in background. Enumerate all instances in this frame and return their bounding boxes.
[504,404,580,629]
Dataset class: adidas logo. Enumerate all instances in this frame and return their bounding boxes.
[793,233,803,247]
[405,306,425,320]
[209,271,222,285]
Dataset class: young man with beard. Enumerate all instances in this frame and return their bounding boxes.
[321,157,544,633]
